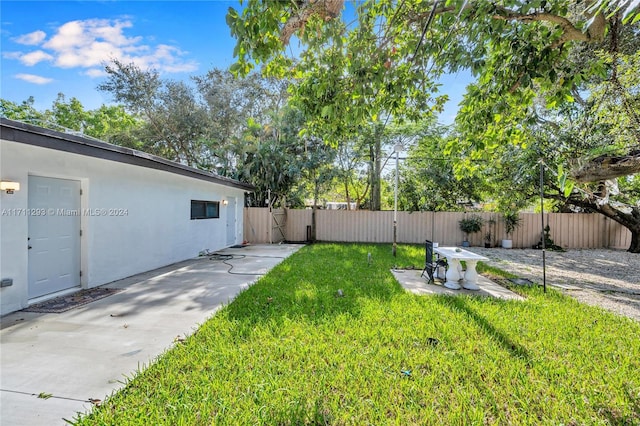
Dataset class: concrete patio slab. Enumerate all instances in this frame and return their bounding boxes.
[392,269,524,301]
[0,244,303,426]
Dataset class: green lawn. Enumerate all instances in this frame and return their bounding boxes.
[72,243,640,425]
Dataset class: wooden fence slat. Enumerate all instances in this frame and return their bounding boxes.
[243,208,633,249]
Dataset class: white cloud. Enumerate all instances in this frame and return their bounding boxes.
[124,44,198,73]
[15,73,53,84]
[2,51,22,60]
[84,68,107,78]
[8,18,198,76]
[14,30,47,45]
[18,50,54,66]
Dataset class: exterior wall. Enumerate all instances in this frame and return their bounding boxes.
[245,208,632,250]
[1,140,245,315]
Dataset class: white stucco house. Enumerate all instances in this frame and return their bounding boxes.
[0,118,253,316]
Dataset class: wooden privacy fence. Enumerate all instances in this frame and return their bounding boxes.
[243,207,287,244]
[243,208,632,250]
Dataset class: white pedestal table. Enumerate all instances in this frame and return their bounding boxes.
[433,247,489,290]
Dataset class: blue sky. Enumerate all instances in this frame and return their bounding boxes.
[1,1,470,123]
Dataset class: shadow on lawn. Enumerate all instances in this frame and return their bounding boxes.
[598,383,640,425]
[224,243,406,329]
[435,295,532,362]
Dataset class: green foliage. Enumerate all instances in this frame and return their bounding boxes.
[459,214,484,237]
[49,93,90,131]
[227,0,634,149]
[192,68,290,174]
[588,0,640,24]
[229,0,447,145]
[1,95,141,142]
[96,61,337,206]
[72,243,640,425]
[580,50,640,152]
[1,97,44,122]
[49,93,141,141]
[331,136,373,209]
[445,21,640,250]
[503,212,522,237]
[98,60,212,166]
[397,123,487,211]
[226,0,640,218]
[532,225,565,251]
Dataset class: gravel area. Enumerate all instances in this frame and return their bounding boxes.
[471,248,640,322]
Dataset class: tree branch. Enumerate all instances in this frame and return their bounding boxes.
[281,0,345,44]
[406,3,606,49]
[492,8,606,47]
[570,150,640,182]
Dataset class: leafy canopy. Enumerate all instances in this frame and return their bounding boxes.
[228,0,636,148]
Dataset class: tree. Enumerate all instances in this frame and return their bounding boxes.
[47,93,140,141]
[333,137,371,210]
[97,59,211,166]
[1,95,140,143]
[569,50,640,182]
[228,0,639,172]
[474,113,640,252]
[298,134,337,240]
[98,60,300,178]
[1,97,45,123]
[457,21,640,252]
[462,64,640,251]
[83,104,141,142]
[555,48,640,252]
[192,69,289,174]
[237,106,336,212]
[226,0,640,236]
[228,0,447,146]
[396,125,487,211]
[48,93,90,132]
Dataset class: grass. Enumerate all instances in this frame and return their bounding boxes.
[72,243,640,425]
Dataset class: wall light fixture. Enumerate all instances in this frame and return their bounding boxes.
[0,181,20,194]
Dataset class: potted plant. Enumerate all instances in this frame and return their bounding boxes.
[459,215,484,247]
[502,212,521,249]
[484,232,492,248]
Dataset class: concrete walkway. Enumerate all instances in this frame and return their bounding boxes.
[392,269,524,301]
[0,244,303,426]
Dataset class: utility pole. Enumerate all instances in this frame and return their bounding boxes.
[393,143,402,256]
[539,160,547,293]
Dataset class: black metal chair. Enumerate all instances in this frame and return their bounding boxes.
[421,239,448,283]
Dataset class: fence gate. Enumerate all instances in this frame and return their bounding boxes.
[271,208,286,243]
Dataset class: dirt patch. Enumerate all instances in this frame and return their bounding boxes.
[472,248,640,322]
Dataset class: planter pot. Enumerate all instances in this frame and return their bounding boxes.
[462,241,470,247]
[502,239,513,249]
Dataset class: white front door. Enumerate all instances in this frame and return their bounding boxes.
[28,176,81,299]
[226,197,236,246]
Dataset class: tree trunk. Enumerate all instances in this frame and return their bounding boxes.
[369,131,382,211]
[344,181,352,210]
[311,174,319,242]
[597,203,640,254]
[590,207,639,253]
[629,229,640,253]
[311,206,317,242]
[561,182,640,253]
